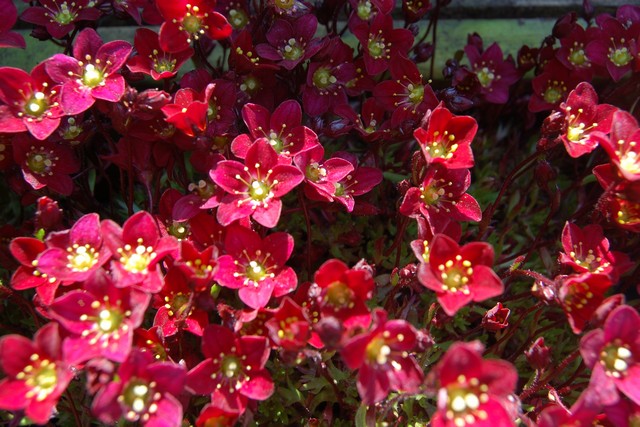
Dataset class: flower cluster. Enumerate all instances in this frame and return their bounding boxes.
[0,1,639,426]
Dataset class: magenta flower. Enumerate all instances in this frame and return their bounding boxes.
[0,0,25,48]
[211,140,304,228]
[417,234,503,316]
[461,41,520,104]
[45,28,133,115]
[35,213,112,283]
[12,133,80,196]
[0,323,73,425]
[580,305,640,406]
[586,15,638,81]
[255,15,323,70]
[330,151,383,212]
[127,28,194,80]
[429,341,518,427]
[0,64,64,140]
[215,224,297,309]
[21,0,101,39]
[49,270,151,364]
[186,324,274,413]
[529,60,580,113]
[156,0,232,53]
[351,13,414,75]
[294,141,354,203]
[92,349,186,426]
[341,309,424,404]
[231,99,315,161]
[101,211,179,293]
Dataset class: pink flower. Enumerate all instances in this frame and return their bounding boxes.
[294,142,354,203]
[0,64,64,140]
[49,270,150,364]
[595,110,640,181]
[186,324,274,413]
[156,0,232,53]
[341,309,424,404]
[580,305,640,406]
[92,349,186,425]
[214,224,297,309]
[45,28,132,115]
[429,341,518,427]
[417,234,503,316]
[0,323,73,425]
[211,140,304,227]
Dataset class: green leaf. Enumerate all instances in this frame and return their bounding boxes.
[355,403,367,427]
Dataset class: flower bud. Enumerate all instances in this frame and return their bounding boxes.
[525,337,551,370]
[482,303,510,331]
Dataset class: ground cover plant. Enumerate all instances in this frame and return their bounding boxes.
[0,0,639,425]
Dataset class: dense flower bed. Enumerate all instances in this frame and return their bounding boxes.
[0,0,639,425]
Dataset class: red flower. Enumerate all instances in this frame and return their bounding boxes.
[559,81,617,158]
[91,349,186,425]
[21,0,101,39]
[0,64,64,140]
[557,272,613,334]
[264,297,311,351]
[45,28,133,115]
[351,13,414,75]
[558,222,632,281]
[0,323,73,425]
[595,110,640,182]
[529,60,580,113]
[35,213,112,283]
[417,234,503,316]
[414,103,477,169]
[580,305,640,406]
[429,341,518,427]
[341,309,424,404]
[49,270,151,364]
[399,165,482,228]
[9,237,62,305]
[12,133,80,196]
[211,140,304,227]
[127,28,194,80]
[0,0,25,48]
[482,302,510,331]
[161,86,209,137]
[314,259,374,332]
[156,0,232,53]
[101,211,179,293]
[186,324,274,413]
[214,224,297,309]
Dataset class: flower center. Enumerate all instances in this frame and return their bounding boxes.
[20,357,58,402]
[66,244,99,272]
[182,14,202,34]
[569,46,588,67]
[97,308,124,333]
[438,257,474,294]
[306,162,327,182]
[82,63,104,88]
[615,140,640,174]
[420,184,444,205]
[367,36,386,59]
[616,200,640,227]
[167,221,190,240]
[53,2,77,25]
[313,67,336,89]
[153,57,176,74]
[600,343,633,378]
[334,182,345,197]
[424,131,458,159]
[407,83,425,104]
[357,0,373,20]
[446,385,487,423]
[122,379,154,418]
[118,243,157,274]
[475,67,495,88]
[282,38,304,61]
[274,0,295,11]
[366,337,391,364]
[25,91,49,117]
[249,180,271,201]
[325,281,353,309]
[245,260,267,282]
[609,44,632,67]
[222,356,241,379]
[543,82,565,104]
[228,9,249,30]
